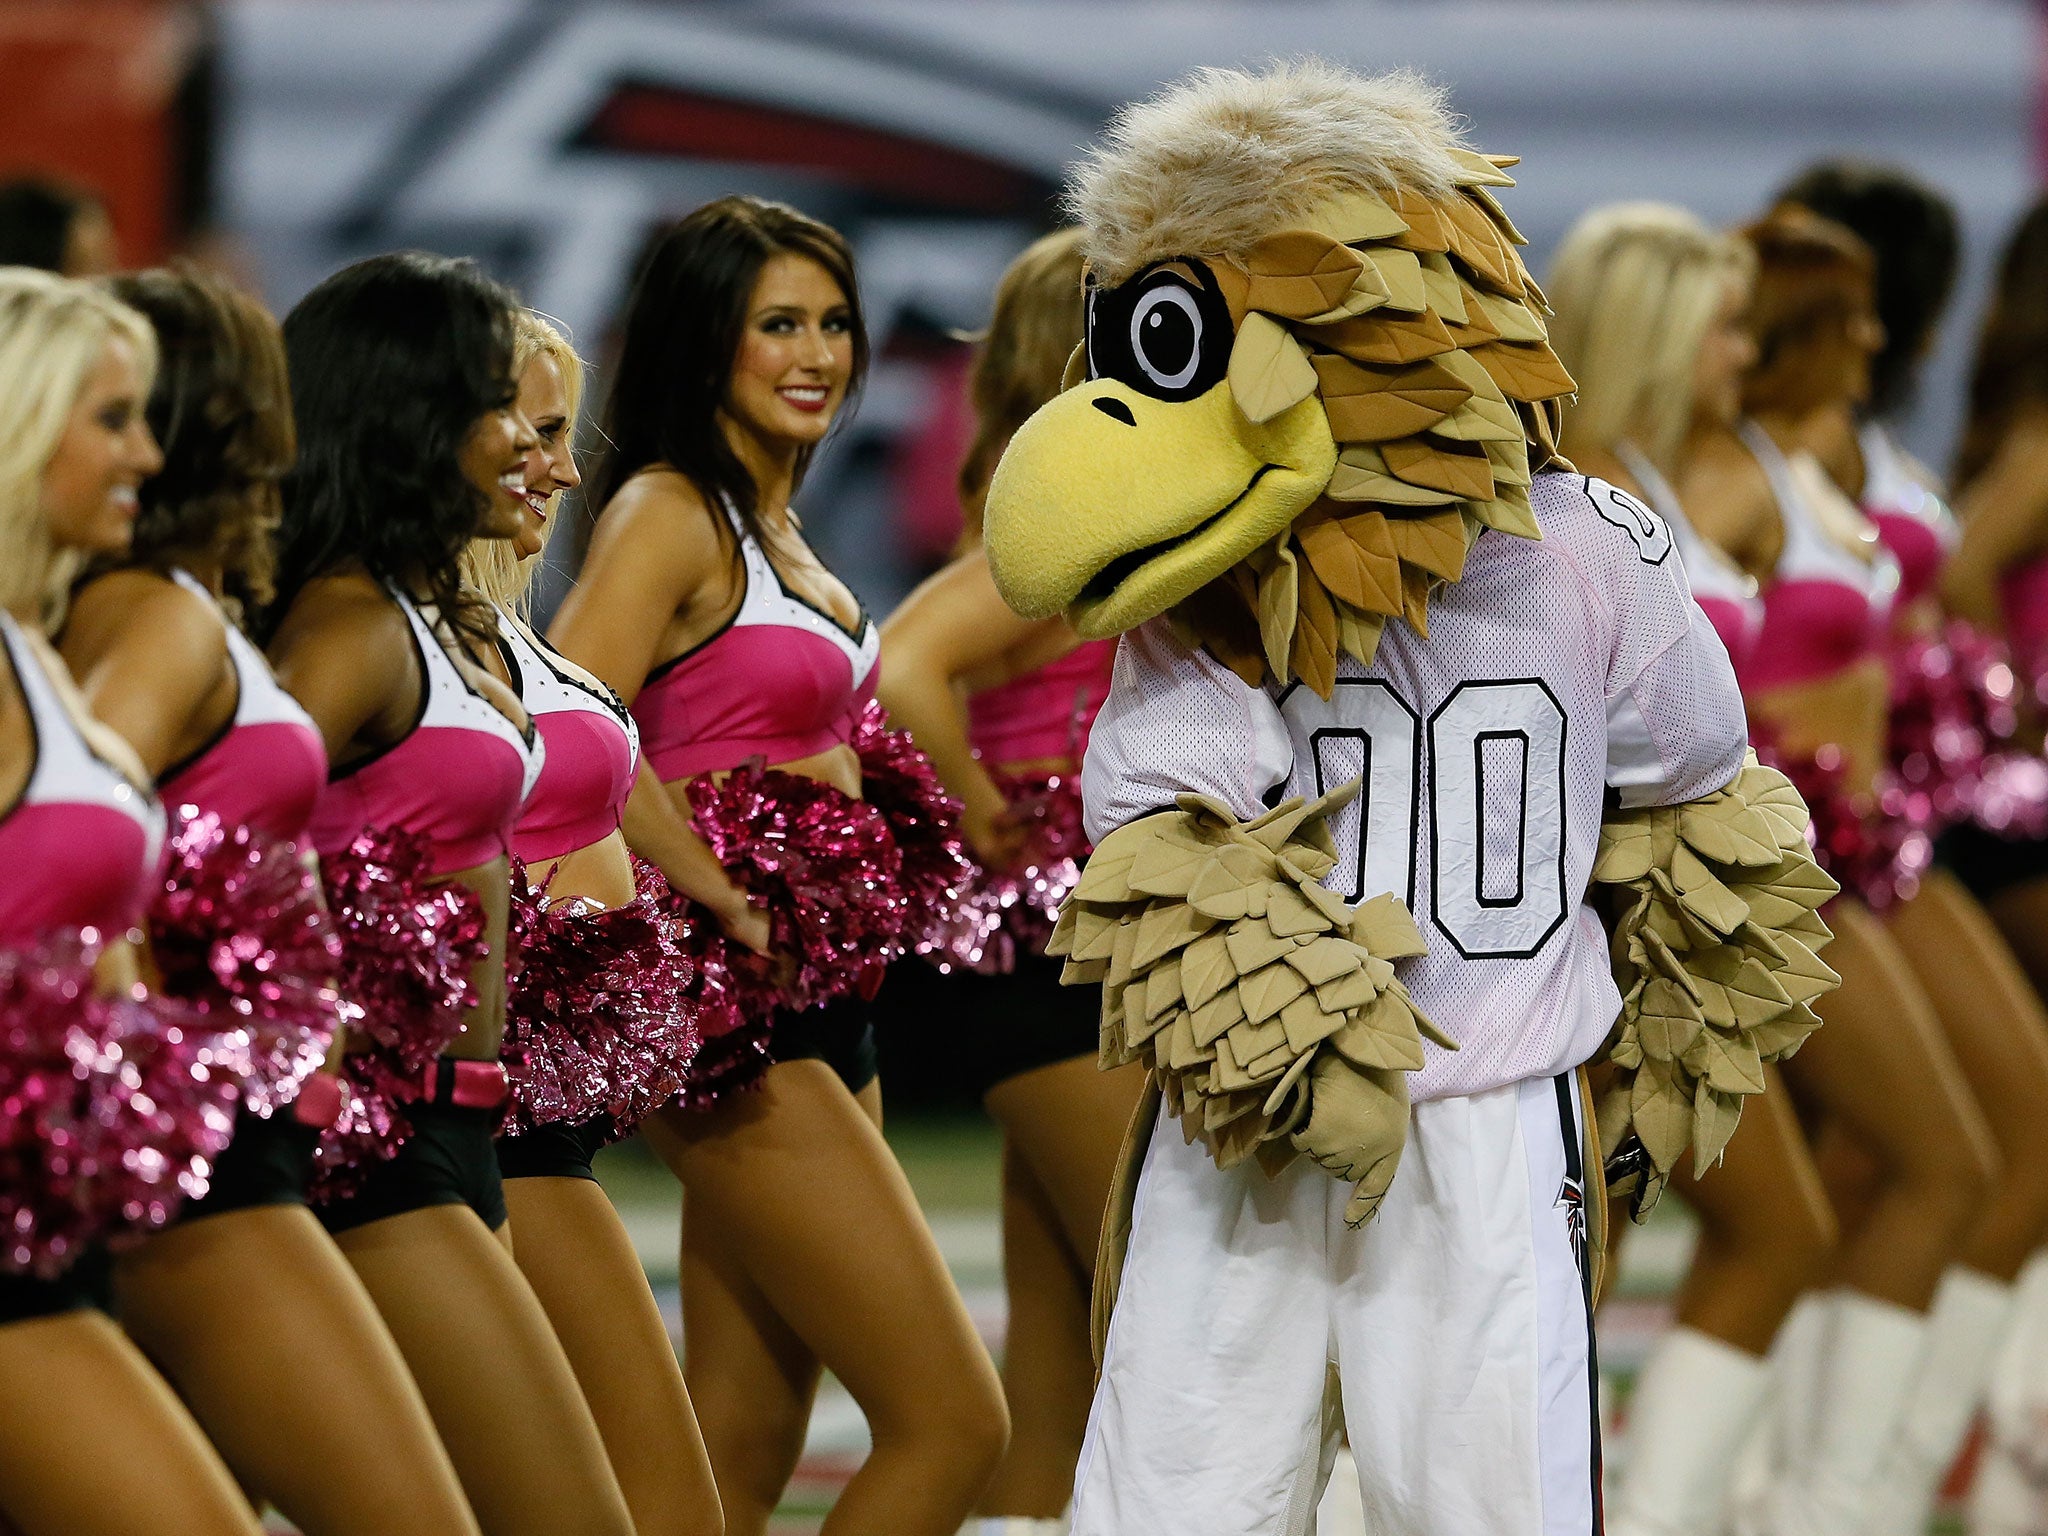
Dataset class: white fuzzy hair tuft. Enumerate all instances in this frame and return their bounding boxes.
[1069,60,1473,287]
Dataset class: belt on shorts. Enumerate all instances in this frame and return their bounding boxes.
[400,1058,511,1110]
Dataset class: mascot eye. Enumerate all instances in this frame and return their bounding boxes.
[1085,263,1233,403]
[1129,287,1203,390]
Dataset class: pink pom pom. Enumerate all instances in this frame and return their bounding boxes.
[923,768,1089,975]
[308,827,486,1198]
[0,934,241,1277]
[1884,620,2029,835]
[851,701,971,961]
[502,857,703,1139]
[150,807,343,1119]
[687,761,905,1014]
[1756,741,1932,913]
[650,884,775,1110]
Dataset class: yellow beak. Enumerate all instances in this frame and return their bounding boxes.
[984,378,1337,638]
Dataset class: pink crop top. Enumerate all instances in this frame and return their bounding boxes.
[159,570,328,844]
[632,502,881,783]
[1859,424,1958,611]
[1618,445,1763,676]
[967,639,1116,766]
[496,607,639,864]
[309,589,544,877]
[0,613,165,945]
[1738,421,1899,693]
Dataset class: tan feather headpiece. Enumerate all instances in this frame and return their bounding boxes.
[986,61,1575,696]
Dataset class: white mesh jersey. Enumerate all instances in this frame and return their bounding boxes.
[1083,471,1750,1101]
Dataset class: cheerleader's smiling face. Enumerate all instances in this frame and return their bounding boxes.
[458,389,539,542]
[40,335,161,556]
[509,352,578,561]
[721,253,856,453]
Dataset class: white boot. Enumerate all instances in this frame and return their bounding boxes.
[1315,1445,1368,1536]
[1751,1291,1928,1536]
[1970,1251,2048,1536]
[962,1520,1068,1535]
[1608,1327,1771,1536]
[1862,1268,2014,1536]
[1730,1291,1834,1532]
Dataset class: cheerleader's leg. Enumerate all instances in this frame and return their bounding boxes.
[1615,1076,1835,1536]
[977,1052,1147,1520]
[332,1201,637,1536]
[501,1162,723,1536]
[645,1057,1010,1536]
[112,1201,482,1536]
[0,1307,264,1536]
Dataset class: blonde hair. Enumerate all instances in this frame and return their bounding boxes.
[0,269,158,625]
[463,310,584,615]
[958,229,1086,544]
[1546,203,1753,475]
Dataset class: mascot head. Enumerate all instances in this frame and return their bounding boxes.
[985,61,1575,694]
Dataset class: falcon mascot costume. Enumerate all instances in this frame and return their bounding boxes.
[981,60,1841,1536]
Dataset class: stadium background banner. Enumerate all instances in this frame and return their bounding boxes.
[7,0,2041,617]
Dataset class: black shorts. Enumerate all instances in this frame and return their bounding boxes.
[0,1255,108,1324]
[495,1115,607,1183]
[317,1098,508,1235]
[177,1107,317,1223]
[957,953,1102,1099]
[770,993,880,1096]
[874,951,1102,1102]
[1937,822,2048,900]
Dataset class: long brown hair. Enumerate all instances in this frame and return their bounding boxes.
[587,196,868,551]
[1954,198,2048,494]
[105,265,294,620]
[957,229,1086,543]
[1739,205,1876,419]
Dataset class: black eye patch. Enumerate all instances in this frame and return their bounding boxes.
[1085,262,1234,403]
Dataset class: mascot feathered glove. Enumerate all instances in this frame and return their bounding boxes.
[987,62,1836,1224]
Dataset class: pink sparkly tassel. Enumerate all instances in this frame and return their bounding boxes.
[686,761,905,1015]
[0,934,242,1277]
[1755,741,1933,912]
[851,701,971,963]
[502,857,703,1139]
[653,886,775,1111]
[308,828,486,1199]
[1884,620,2048,837]
[150,807,343,1119]
[923,768,1089,975]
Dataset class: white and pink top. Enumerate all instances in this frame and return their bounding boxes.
[1737,420,1900,693]
[308,589,544,878]
[494,607,639,864]
[1859,423,1958,612]
[632,500,881,783]
[0,612,164,945]
[159,569,327,844]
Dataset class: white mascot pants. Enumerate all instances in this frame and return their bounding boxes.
[1071,1074,1601,1536]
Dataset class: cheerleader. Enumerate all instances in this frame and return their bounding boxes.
[1771,167,2048,1536]
[1682,206,2000,1536]
[56,265,480,1536]
[550,195,1008,1536]
[1545,204,1838,1536]
[262,252,635,1536]
[0,269,262,1535]
[1942,195,2048,1536]
[878,228,1144,1533]
[465,310,722,1536]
